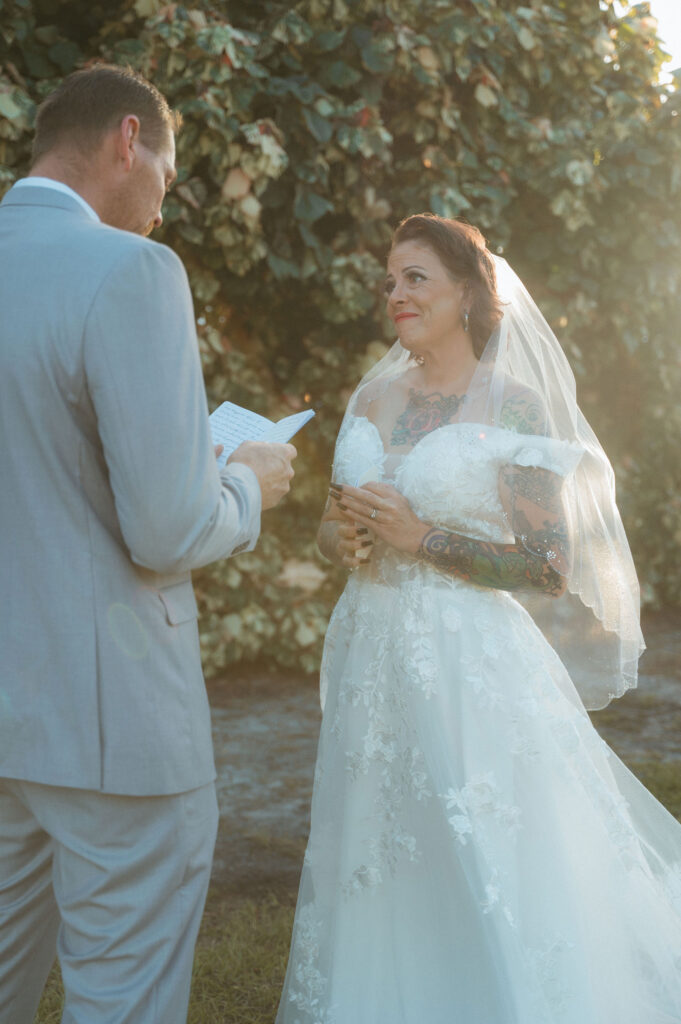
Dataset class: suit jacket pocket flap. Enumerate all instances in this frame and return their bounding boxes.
[158,582,199,625]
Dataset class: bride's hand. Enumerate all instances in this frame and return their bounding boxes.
[329,482,426,555]
[336,522,374,569]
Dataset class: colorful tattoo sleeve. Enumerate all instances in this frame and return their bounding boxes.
[418,464,570,597]
[418,528,565,596]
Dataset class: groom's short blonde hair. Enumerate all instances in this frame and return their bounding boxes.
[31,64,181,164]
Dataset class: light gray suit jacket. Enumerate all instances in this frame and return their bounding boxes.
[0,184,261,796]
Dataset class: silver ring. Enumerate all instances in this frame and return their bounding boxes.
[370,507,378,521]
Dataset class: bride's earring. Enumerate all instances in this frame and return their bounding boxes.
[462,310,470,333]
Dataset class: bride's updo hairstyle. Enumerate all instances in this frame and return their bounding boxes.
[391,214,503,358]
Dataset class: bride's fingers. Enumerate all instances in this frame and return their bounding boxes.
[334,496,377,518]
[329,482,397,504]
[337,497,395,521]
[332,490,390,517]
[338,527,374,550]
[355,482,398,500]
[341,547,371,567]
[343,536,374,551]
[341,507,385,529]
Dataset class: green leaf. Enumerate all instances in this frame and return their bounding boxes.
[34,25,59,45]
[320,60,362,88]
[360,44,395,74]
[302,106,334,143]
[134,0,163,15]
[293,188,334,223]
[0,92,21,119]
[516,26,537,51]
[177,222,205,245]
[429,187,471,218]
[314,29,346,52]
[47,40,81,73]
[267,252,301,279]
[22,48,55,78]
[272,11,314,46]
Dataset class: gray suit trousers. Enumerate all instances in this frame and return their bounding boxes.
[0,778,218,1024]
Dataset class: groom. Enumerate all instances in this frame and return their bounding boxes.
[0,65,295,1023]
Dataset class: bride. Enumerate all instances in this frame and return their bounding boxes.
[276,214,681,1023]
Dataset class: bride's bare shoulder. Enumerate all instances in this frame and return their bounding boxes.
[353,366,417,420]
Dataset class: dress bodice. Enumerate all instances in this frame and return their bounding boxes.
[333,415,583,548]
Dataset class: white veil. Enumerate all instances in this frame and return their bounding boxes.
[338,256,644,711]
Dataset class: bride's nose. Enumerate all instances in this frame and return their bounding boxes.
[388,280,407,307]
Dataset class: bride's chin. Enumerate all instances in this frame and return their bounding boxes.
[397,337,426,357]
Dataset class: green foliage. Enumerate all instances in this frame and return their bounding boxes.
[2,0,680,673]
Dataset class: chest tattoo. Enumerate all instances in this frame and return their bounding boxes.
[390,388,466,447]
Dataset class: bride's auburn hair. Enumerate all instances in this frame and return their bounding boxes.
[391,214,503,359]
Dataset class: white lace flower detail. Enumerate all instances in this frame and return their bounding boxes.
[342,863,383,897]
[447,811,473,845]
[287,904,337,1024]
[515,446,544,467]
[442,772,523,842]
[441,606,462,632]
[481,877,501,913]
[526,932,575,1011]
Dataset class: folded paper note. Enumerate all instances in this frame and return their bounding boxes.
[210,401,315,468]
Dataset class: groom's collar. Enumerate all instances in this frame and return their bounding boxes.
[3,177,100,222]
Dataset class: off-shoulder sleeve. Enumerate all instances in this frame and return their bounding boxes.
[332,415,386,487]
[497,432,584,479]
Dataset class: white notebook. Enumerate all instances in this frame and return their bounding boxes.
[209,401,315,468]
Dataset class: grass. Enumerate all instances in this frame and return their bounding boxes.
[34,760,681,1024]
[187,893,294,1023]
[629,759,681,820]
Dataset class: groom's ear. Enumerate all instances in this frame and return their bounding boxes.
[115,114,142,173]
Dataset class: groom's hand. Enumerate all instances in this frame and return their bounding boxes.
[228,441,296,510]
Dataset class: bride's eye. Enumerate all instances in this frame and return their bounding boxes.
[407,271,426,284]
[383,279,395,296]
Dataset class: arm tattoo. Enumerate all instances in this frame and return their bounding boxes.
[499,393,546,435]
[417,466,570,596]
[391,389,466,447]
[500,465,570,567]
[500,465,563,518]
[511,511,570,567]
[418,528,565,596]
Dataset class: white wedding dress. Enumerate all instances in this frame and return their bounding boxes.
[276,415,681,1024]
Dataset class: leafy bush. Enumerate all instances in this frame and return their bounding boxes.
[2,0,680,674]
